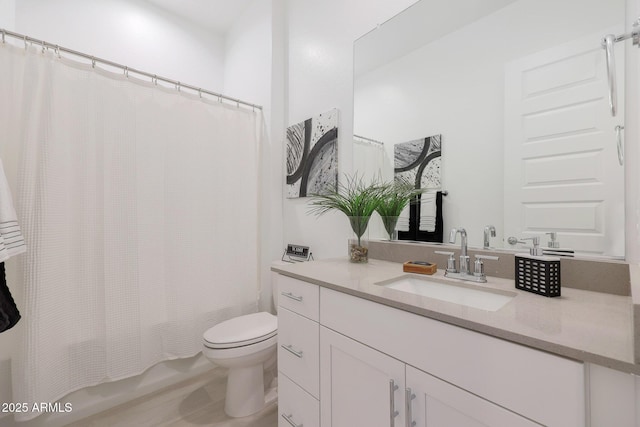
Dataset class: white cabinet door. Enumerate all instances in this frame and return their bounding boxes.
[321,287,585,427]
[320,326,406,427]
[406,366,538,427]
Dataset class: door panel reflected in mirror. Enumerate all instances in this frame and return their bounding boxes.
[353,0,625,258]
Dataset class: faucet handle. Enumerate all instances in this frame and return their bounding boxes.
[434,250,455,255]
[473,255,499,278]
[435,251,458,273]
[521,236,540,246]
[475,255,499,261]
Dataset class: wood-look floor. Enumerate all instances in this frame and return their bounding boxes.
[66,368,277,427]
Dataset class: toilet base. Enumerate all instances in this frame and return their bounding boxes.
[225,365,265,417]
[264,381,278,406]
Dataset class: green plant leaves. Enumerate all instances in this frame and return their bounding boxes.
[308,175,424,243]
[308,175,383,243]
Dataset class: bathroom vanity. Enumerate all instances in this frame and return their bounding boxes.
[273,256,639,427]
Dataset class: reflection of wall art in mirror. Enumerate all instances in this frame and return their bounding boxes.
[394,135,443,243]
[394,134,441,189]
[286,108,339,198]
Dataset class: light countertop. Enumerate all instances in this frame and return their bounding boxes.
[272,257,638,374]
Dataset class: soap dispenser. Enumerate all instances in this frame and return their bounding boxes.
[546,232,560,249]
[514,236,561,297]
[542,232,575,257]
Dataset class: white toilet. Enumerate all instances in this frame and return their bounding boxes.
[202,267,282,418]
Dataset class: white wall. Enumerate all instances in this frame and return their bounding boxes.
[0,0,15,29]
[14,0,225,91]
[353,0,623,249]
[283,0,419,259]
[222,0,282,312]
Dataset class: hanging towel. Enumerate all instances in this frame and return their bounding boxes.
[0,263,20,333]
[0,157,25,333]
[419,190,438,232]
[396,204,410,232]
[0,157,26,262]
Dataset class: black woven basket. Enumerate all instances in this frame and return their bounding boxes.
[515,255,561,297]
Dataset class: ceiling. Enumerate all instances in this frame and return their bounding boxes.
[146,0,254,34]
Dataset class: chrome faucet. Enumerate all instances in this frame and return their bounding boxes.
[437,227,499,283]
[483,225,496,249]
[449,227,469,274]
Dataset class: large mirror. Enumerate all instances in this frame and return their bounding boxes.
[354,0,626,258]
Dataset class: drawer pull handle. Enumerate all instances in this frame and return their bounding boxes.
[390,379,399,427]
[282,413,303,427]
[406,388,416,427]
[616,124,624,165]
[281,344,304,358]
[281,291,303,302]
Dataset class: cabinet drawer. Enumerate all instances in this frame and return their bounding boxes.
[278,373,319,427]
[277,274,319,321]
[278,307,320,397]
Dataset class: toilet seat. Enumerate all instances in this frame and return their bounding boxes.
[203,312,277,349]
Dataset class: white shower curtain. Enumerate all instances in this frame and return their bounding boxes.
[353,136,391,182]
[0,44,261,421]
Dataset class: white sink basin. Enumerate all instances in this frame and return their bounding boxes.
[379,276,515,312]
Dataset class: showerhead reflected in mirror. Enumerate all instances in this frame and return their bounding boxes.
[353,0,625,258]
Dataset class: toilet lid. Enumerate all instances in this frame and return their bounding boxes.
[203,312,277,348]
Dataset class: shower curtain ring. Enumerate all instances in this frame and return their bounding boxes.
[41,40,45,54]
[198,89,202,98]
[23,35,27,50]
[152,75,157,85]
[91,56,96,68]
[55,45,60,58]
[2,30,5,45]
[176,82,181,92]
[124,66,129,78]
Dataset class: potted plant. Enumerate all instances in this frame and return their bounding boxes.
[308,175,383,263]
[375,179,424,240]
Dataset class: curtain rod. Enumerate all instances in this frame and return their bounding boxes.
[0,28,263,111]
[353,134,385,146]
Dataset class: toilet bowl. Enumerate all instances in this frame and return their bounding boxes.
[202,311,278,417]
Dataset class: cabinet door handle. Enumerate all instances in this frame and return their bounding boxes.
[281,291,303,302]
[405,388,416,427]
[616,124,624,165]
[390,379,400,426]
[603,34,618,117]
[281,344,304,358]
[282,413,303,427]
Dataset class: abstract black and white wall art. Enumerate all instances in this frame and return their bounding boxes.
[286,109,338,198]
[394,134,441,189]
[395,134,443,243]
